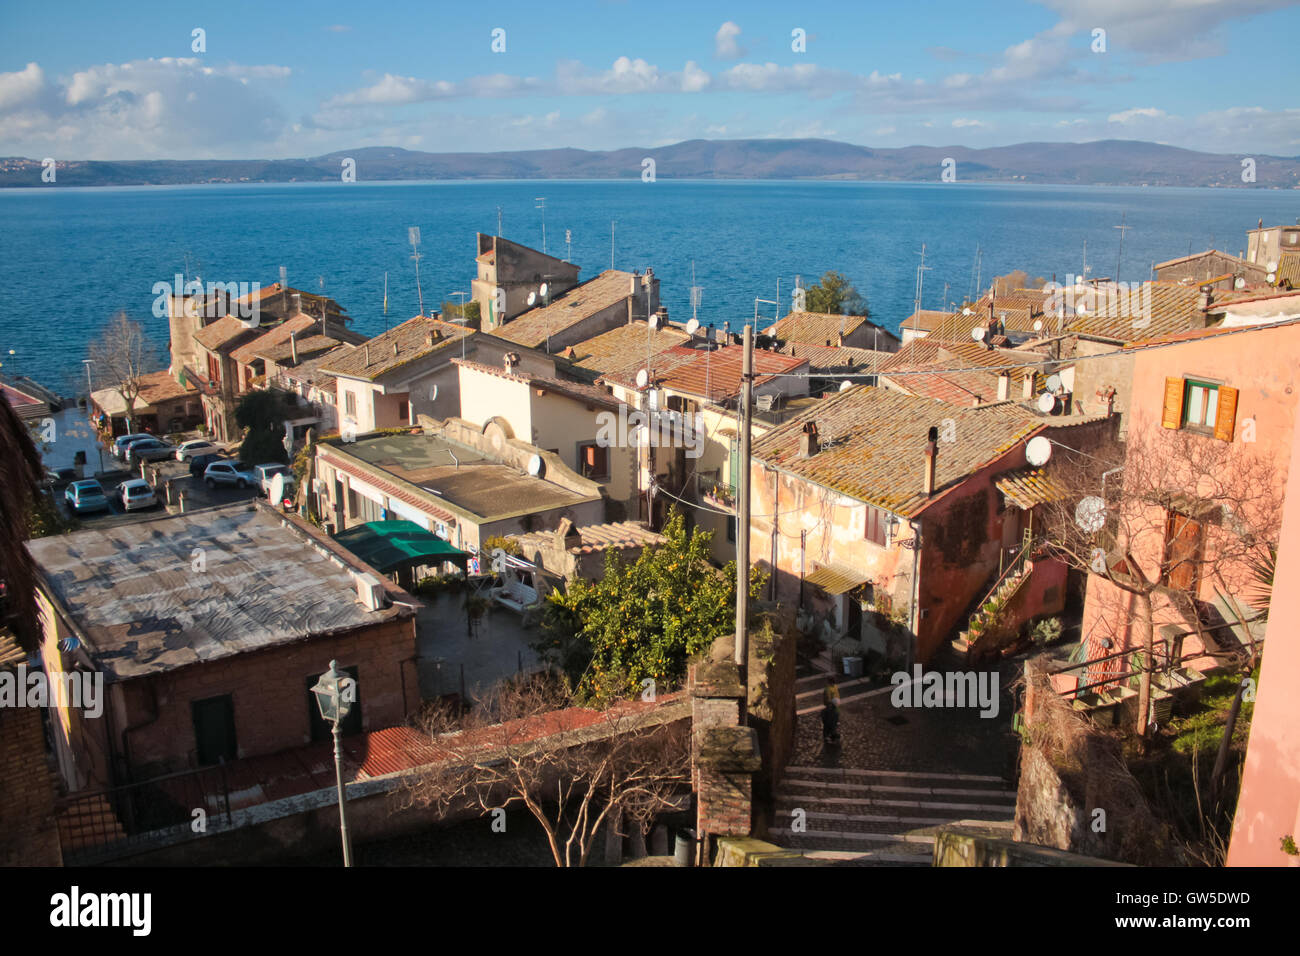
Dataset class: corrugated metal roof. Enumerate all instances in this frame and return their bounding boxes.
[995,468,1064,510]
[804,564,869,595]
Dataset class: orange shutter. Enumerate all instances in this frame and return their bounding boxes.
[1161,378,1184,429]
[1214,386,1239,441]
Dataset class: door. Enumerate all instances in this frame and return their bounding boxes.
[1163,511,1203,593]
[192,695,237,765]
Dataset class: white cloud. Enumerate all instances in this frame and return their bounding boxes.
[952,118,987,128]
[714,21,745,60]
[0,62,46,111]
[1108,106,1166,123]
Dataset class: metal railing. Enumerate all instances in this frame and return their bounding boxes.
[56,761,234,863]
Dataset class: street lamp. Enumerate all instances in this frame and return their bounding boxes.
[310,660,357,867]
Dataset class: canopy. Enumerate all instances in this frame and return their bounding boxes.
[804,564,869,595]
[334,520,470,574]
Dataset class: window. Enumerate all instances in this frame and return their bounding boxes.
[192,695,237,765]
[1162,377,1238,441]
[865,505,890,546]
[345,391,356,417]
[578,442,610,481]
[726,515,736,543]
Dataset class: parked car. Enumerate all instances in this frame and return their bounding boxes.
[175,439,221,461]
[189,452,226,479]
[117,478,158,511]
[253,463,291,496]
[204,460,259,489]
[45,467,79,489]
[65,479,109,514]
[125,437,176,463]
[113,433,153,458]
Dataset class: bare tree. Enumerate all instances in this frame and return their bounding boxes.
[87,311,159,433]
[1037,428,1282,738]
[400,675,690,867]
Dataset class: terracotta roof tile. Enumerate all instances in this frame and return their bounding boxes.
[995,468,1064,509]
[750,387,1042,518]
[565,322,690,375]
[320,315,470,381]
[766,311,891,345]
[496,271,639,348]
[601,344,807,403]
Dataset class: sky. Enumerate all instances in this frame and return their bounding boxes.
[1,0,1298,160]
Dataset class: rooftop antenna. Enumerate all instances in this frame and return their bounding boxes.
[690,260,703,323]
[1114,213,1131,283]
[1083,238,1090,280]
[913,242,931,319]
[610,220,617,270]
[409,226,425,317]
[565,228,572,263]
[496,205,503,237]
[534,197,547,255]
[383,271,389,322]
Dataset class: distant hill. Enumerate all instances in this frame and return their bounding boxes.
[2,138,1297,188]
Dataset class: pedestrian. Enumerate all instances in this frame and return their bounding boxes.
[822,674,841,743]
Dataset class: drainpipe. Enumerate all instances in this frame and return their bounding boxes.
[1101,466,1123,501]
[908,518,922,670]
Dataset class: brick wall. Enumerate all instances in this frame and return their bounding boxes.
[0,704,63,865]
[116,616,418,780]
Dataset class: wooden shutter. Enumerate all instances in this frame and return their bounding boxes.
[1214,386,1238,441]
[1161,378,1184,429]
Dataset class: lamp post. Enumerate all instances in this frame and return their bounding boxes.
[310,660,357,867]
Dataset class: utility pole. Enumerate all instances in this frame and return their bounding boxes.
[734,323,754,689]
[1114,213,1130,283]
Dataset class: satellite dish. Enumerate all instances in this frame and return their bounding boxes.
[1037,392,1058,414]
[1033,319,1043,332]
[635,368,649,389]
[527,292,537,306]
[839,380,853,391]
[648,313,660,331]
[962,308,972,316]
[1268,272,1277,283]
[1234,277,1246,290]
[539,283,549,297]
[527,454,543,476]
[1075,496,1106,533]
[1076,302,1088,314]
[429,384,438,401]
[1045,373,1062,392]
[1025,436,1052,467]
[1267,261,1278,272]
[685,318,700,336]
[972,327,986,341]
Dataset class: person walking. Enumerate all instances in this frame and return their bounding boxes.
[822,674,841,743]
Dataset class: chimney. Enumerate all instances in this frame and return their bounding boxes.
[554,517,582,552]
[799,421,819,458]
[997,371,1011,402]
[364,344,370,367]
[837,332,845,347]
[290,331,298,365]
[393,342,399,358]
[972,396,982,407]
[923,427,938,496]
[722,321,731,345]
[292,293,302,315]
[1022,373,1035,400]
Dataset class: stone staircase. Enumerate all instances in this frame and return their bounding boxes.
[793,648,881,716]
[57,793,128,856]
[768,765,1018,865]
[953,563,1032,659]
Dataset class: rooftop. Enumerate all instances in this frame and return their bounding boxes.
[319,315,470,381]
[453,358,621,410]
[1065,282,1206,342]
[765,311,893,345]
[771,341,893,373]
[601,343,807,403]
[92,369,198,416]
[26,504,411,682]
[321,431,597,522]
[228,312,319,366]
[562,321,690,377]
[495,270,640,348]
[750,386,1043,518]
[512,520,666,556]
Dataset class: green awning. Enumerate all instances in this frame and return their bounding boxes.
[334,520,470,574]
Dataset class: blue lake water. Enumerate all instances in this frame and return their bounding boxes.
[0,179,1293,393]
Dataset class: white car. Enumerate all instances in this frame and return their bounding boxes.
[175,439,221,461]
[118,479,158,512]
[253,463,291,496]
[204,460,258,489]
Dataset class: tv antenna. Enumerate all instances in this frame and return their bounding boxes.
[968,243,982,305]
[408,226,425,317]
[534,197,547,255]
[913,243,931,318]
[1114,213,1131,283]
[565,229,572,262]
[610,220,617,270]
[496,205,503,237]
[690,260,703,323]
